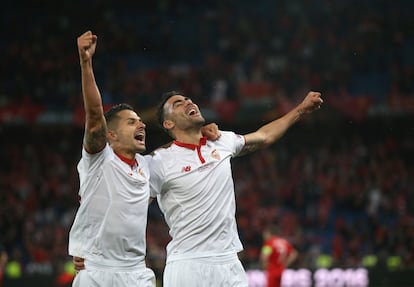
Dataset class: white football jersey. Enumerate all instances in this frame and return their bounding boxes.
[69,144,150,267]
[148,131,246,262]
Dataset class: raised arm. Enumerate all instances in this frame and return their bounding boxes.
[241,91,323,155]
[77,31,107,153]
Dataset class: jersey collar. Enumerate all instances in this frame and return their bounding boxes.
[173,137,207,150]
[115,151,138,168]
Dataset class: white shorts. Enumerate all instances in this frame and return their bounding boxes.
[72,262,155,287]
[163,254,248,287]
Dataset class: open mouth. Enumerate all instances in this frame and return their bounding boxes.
[187,106,198,116]
[134,133,145,143]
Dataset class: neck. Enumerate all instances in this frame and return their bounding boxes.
[112,145,136,160]
[173,128,203,145]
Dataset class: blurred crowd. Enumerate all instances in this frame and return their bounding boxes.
[1,0,413,117]
[233,121,414,270]
[1,0,414,284]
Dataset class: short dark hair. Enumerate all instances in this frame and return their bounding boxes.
[156,91,183,128]
[104,103,135,124]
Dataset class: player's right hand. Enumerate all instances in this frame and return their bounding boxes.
[77,31,97,63]
[73,256,85,273]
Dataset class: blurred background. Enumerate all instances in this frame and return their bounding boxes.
[1,0,413,286]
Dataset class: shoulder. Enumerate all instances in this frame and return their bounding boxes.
[145,146,175,173]
[81,143,112,160]
[210,131,246,154]
[151,146,172,160]
[218,130,237,138]
[148,142,175,157]
[211,130,242,143]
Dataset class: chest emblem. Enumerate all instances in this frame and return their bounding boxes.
[211,149,221,160]
[129,167,146,178]
[137,168,146,178]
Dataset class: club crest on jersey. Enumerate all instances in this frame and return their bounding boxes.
[181,165,191,172]
[137,168,146,178]
[129,168,146,178]
[211,149,220,160]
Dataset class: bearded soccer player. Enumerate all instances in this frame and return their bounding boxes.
[150,90,322,286]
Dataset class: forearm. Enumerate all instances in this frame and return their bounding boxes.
[242,106,302,154]
[81,60,104,119]
[285,250,298,267]
[80,60,106,153]
[258,105,303,146]
[240,91,322,155]
[260,254,269,269]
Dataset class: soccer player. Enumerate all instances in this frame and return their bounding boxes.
[150,90,322,286]
[260,225,298,287]
[68,30,156,287]
[69,31,220,287]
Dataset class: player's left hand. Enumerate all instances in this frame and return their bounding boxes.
[201,123,221,141]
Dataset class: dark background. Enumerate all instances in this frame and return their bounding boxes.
[1,0,413,286]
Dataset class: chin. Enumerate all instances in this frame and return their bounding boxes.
[137,145,146,153]
[196,116,206,125]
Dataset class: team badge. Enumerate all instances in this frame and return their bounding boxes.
[211,149,221,160]
[130,166,146,178]
[137,168,146,178]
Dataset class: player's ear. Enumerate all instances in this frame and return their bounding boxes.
[107,129,117,141]
[163,120,174,131]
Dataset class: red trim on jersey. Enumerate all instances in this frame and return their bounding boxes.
[115,152,138,168]
[174,137,207,163]
[174,137,207,150]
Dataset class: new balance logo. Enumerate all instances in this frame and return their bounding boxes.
[181,166,191,172]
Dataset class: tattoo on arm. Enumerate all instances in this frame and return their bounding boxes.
[84,125,107,153]
[238,142,261,157]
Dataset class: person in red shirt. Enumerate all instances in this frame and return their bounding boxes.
[260,225,298,287]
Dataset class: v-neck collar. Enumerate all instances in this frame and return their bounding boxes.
[173,137,207,150]
[173,137,207,164]
[115,152,137,168]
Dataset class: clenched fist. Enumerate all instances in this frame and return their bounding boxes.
[77,31,97,64]
[298,91,323,115]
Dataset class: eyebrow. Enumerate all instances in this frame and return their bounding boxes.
[171,97,191,107]
[126,117,140,122]
[172,98,185,107]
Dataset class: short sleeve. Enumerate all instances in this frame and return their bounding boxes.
[218,131,246,157]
